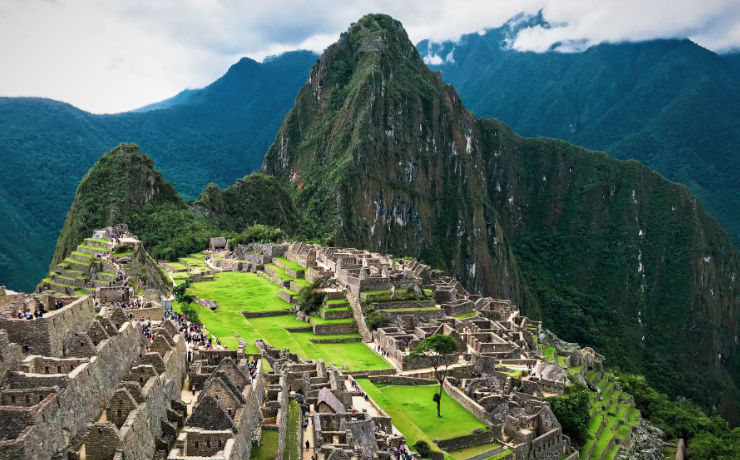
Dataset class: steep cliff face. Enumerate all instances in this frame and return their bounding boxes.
[262,14,523,300]
[263,14,739,422]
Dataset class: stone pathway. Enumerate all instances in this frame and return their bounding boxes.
[301,403,316,460]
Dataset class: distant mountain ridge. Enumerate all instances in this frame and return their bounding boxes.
[0,50,317,291]
[2,10,739,307]
[418,13,740,249]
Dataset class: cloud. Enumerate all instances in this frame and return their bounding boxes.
[0,0,737,113]
[508,0,740,53]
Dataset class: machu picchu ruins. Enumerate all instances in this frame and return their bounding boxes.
[0,229,653,459]
[1,8,738,460]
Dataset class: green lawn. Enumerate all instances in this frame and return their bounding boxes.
[356,379,489,456]
[544,347,555,362]
[309,315,355,325]
[175,272,390,370]
[361,289,393,295]
[285,400,301,460]
[266,263,293,281]
[189,272,291,313]
[326,299,349,306]
[275,257,306,271]
[455,311,476,319]
[251,429,279,460]
[447,442,503,459]
[166,261,188,270]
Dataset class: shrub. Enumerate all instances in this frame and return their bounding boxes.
[366,311,390,331]
[228,224,285,250]
[413,440,431,458]
[545,383,590,445]
[296,280,323,314]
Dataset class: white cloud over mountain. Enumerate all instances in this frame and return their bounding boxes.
[0,0,737,113]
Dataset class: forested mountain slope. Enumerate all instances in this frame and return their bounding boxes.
[0,51,316,291]
[418,13,740,248]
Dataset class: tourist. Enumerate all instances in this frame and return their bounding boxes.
[25,311,32,320]
[305,440,310,451]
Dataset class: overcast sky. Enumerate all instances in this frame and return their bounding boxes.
[1,0,738,114]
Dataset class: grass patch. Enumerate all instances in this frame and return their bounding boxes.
[361,289,393,295]
[309,316,355,325]
[275,257,305,271]
[174,272,389,370]
[291,278,311,288]
[544,346,555,362]
[251,429,279,460]
[356,379,488,456]
[165,261,188,270]
[379,307,440,312]
[285,400,301,460]
[189,272,290,313]
[326,298,349,306]
[455,311,477,319]
[447,442,502,459]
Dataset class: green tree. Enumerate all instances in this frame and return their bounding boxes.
[296,280,323,314]
[545,383,591,445]
[173,280,192,302]
[366,311,390,331]
[688,428,740,459]
[409,334,458,417]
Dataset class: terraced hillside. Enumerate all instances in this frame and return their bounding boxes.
[164,255,388,371]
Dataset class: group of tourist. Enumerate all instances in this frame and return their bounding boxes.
[113,298,142,310]
[247,356,258,381]
[162,310,226,350]
[387,445,414,460]
[140,320,156,341]
[13,302,47,320]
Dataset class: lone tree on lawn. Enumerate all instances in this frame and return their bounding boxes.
[409,334,458,417]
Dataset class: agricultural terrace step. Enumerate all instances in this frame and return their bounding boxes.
[319,306,353,320]
[64,259,92,273]
[96,272,117,281]
[50,282,76,295]
[62,268,85,278]
[310,317,358,335]
[324,299,350,308]
[51,275,86,288]
[84,238,111,248]
[77,244,108,255]
[273,258,306,278]
[70,251,95,262]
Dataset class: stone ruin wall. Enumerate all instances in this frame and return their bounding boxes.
[0,320,141,459]
[0,296,95,358]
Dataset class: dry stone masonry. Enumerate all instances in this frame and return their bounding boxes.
[0,231,644,459]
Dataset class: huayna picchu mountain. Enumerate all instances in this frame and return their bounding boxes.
[262,14,740,423]
[50,143,296,271]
